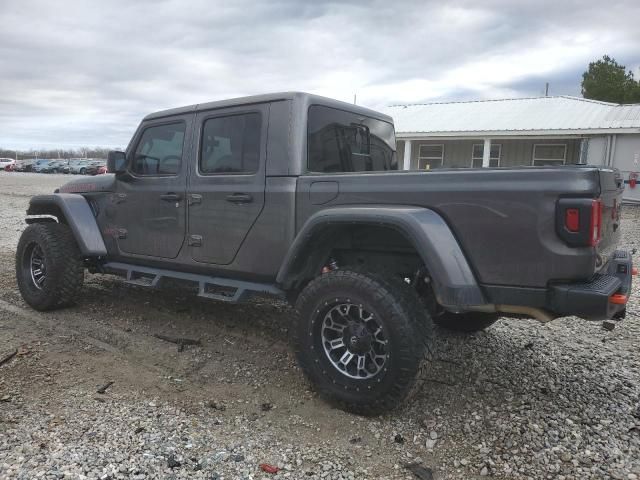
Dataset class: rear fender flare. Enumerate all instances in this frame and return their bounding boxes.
[26,194,107,257]
[277,206,486,308]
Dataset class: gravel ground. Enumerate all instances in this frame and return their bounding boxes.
[0,172,639,480]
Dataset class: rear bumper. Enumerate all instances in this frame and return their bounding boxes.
[548,250,634,320]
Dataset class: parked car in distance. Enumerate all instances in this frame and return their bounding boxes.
[83,160,107,175]
[68,159,99,175]
[0,158,16,171]
[33,159,55,173]
[56,161,70,173]
[14,160,35,172]
[68,159,87,174]
[40,160,68,174]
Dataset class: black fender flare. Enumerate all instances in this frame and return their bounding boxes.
[276,206,486,308]
[26,194,107,257]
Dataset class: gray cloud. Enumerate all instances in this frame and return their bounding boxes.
[0,0,639,149]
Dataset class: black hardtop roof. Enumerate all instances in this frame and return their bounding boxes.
[143,91,393,123]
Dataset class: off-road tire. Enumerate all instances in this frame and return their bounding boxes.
[16,223,84,311]
[293,269,433,416]
[433,312,499,332]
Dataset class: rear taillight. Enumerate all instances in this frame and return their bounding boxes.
[589,199,602,246]
[556,197,603,248]
[565,208,580,232]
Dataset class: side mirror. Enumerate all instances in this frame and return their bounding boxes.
[107,151,127,174]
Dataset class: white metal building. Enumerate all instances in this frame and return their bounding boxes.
[383,96,640,202]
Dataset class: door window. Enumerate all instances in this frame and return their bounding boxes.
[131,122,186,176]
[199,113,261,174]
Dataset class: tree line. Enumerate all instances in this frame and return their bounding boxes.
[0,147,115,160]
[582,55,640,103]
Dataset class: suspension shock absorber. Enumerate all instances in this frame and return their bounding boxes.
[321,258,339,274]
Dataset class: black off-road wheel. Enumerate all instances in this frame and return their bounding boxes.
[16,223,84,311]
[433,312,499,333]
[293,269,434,416]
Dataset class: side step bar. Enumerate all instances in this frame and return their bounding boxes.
[102,262,284,303]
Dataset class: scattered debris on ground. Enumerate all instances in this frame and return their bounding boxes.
[96,381,114,394]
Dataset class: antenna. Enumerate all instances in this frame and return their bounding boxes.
[545,82,549,96]
[353,94,357,105]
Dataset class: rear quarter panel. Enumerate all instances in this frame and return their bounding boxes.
[296,167,604,288]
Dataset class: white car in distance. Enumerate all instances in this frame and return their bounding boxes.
[0,158,16,170]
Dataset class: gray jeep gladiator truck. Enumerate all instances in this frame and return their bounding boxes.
[16,92,635,415]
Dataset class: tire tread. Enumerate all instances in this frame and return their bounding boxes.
[293,269,434,416]
[16,223,84,311]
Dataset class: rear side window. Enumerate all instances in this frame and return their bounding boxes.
[132,122,185,175]
[200,113,261,174]
[307,105,397,173]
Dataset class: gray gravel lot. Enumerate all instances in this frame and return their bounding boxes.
[0,172,62,252]
[0,172,639,480]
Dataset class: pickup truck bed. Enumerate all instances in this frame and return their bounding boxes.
[293,165,629,319]
[298,166,622,287]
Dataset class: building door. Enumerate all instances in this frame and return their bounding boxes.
[187,104,267,264]
[612,136,640,203]
[113,115,193,258]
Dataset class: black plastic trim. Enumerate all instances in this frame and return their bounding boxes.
[484,250,633,320]
[277,206,486,308]
[26,194,108,256]
[556,198,594,247]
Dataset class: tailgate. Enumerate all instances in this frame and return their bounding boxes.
[596,168,624,267]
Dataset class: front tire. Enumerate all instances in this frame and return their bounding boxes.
[293,269,433,415]
[16,223,84,311]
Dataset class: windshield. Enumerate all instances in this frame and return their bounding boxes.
[307,105,397,173]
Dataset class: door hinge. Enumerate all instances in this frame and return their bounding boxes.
[188,234,202,247]
[188,194,202,206]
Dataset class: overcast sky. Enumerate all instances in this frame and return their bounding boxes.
[1,0,639,150]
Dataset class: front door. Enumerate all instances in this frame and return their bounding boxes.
[187,104,267,264]
[113,115,193,259]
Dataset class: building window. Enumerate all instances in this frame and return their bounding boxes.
[471,143,501,168]
[418,144,444,169]
[532,144,566,166]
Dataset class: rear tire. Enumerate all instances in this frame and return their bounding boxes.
[433,312,499,332]
[16,223,84,311]
[293,269,433,416]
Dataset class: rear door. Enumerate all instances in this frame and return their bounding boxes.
[187,104,267,264]
[112,115,193,258]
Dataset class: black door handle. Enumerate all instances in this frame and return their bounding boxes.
[160,193,182,202]
[225,193,253,204]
